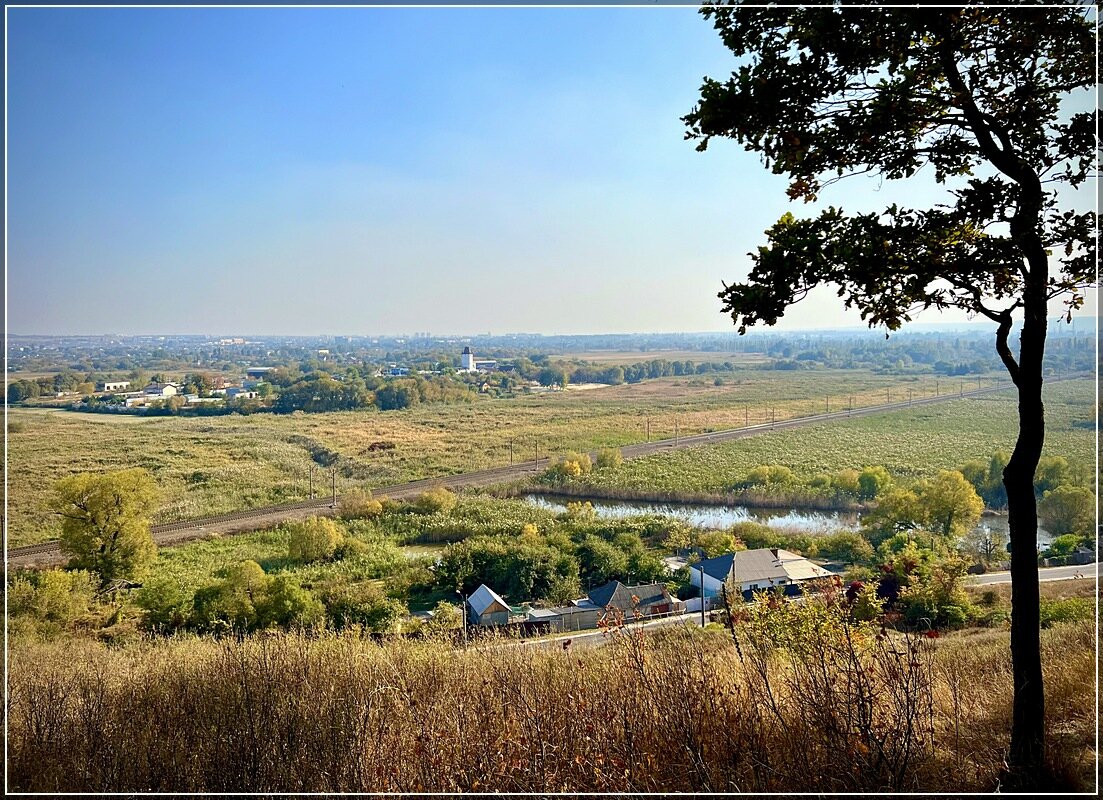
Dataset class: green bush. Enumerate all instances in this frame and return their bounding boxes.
[288,517,344,563]
[1039,597,1094,628]
[595,448,624,469]
[413,487,458,515]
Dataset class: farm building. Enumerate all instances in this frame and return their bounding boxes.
[467,584,512,627]
[96,380,130,392]
[688,548,834,601]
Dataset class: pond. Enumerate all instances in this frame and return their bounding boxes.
[522,494,1047,545]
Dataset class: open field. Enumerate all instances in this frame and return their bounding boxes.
[8,616,1095,792]
[547,348,769,364]
[6,372,1090,547]
[562,379,1095,498]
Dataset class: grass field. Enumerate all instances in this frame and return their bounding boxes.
[558,379,1096,497]
[547,349,769,365]
[5,371,1088,547]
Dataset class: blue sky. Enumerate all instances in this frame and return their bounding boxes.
[6,6,1096,336]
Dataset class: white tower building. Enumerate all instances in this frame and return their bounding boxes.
[461,346,476,372]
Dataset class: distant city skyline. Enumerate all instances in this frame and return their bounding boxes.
[7,6,1097,336]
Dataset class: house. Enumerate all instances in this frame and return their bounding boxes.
[537,581,684,633]
[586,580,681,617]
[688,548,834,601]
[96,380,130,393]
[467,584,512,626]
[245,367,273,380]
[142,382,179,398]
[225,387,257,400]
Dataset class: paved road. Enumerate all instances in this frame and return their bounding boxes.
[966,562,1098,585]
[10,375,1084,568]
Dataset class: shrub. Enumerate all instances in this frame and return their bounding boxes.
[595,448,624,469]
[287,517,344,563]
[317,580,406,632]
[1039,597,1094,628]
[338,489,383,520]
[413,487,457,515]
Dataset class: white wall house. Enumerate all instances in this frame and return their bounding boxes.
[142,382,180,398]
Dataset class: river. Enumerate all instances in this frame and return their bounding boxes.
[522,494,1047,545]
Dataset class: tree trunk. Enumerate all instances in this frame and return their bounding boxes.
[1001,250,1048,787]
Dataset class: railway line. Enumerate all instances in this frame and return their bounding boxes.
[8,376,1078,567]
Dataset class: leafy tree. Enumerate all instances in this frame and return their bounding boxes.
[53,468,159,587]
[917,470,984,539]
[287,516,344,563]
[684,6,1094,777]
[1038,485,1095,538]
[857,466,892,501]
[861,487,923,547]
[1033,456,1071,497]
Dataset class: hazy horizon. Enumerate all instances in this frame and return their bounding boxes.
[7,6,1097,337]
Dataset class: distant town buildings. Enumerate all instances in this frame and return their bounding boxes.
[461,346,496,373]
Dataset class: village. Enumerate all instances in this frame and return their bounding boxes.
[450,547,834,637]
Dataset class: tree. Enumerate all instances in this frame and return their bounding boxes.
[53,469,159,587]
[1038,485,1095,538]
[917,470,984,539]
[684,5,1095,780]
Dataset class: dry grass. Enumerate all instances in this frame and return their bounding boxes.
[7,617,1095,793]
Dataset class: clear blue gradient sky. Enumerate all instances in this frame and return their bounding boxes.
[7,6,1096,336]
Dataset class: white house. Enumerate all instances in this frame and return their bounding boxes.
[142,382,180,398]
[688,548,834,601]
[96,380,131,393]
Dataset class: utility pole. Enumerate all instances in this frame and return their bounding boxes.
[826,395,830,414]
[960,379,964,397]
[848,396,853,417]
[646,416,650,443]
[331,467,337,507]
[674,418,679,446]
[908,389,913,406]
[534,439,539,470]
[744,404,749,428]
[886,388,891,405]
[700,567,706,628]
[935,379,939,396]
[309,465,315,500]
[509,438,514,466]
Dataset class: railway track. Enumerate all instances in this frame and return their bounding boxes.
[8,376,1080,566]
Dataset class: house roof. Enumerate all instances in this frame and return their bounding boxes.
[692,548,834,586]
[467,584,510,617]
[587,580,670,611]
